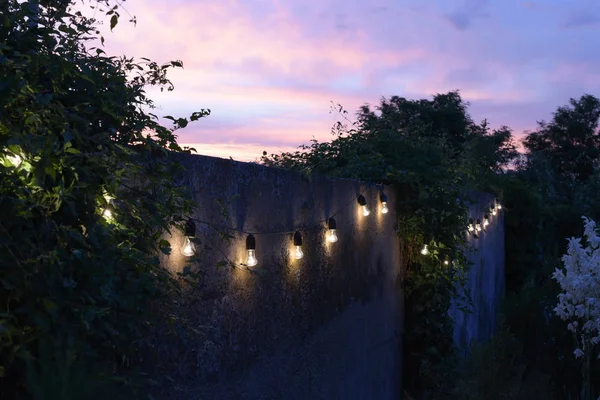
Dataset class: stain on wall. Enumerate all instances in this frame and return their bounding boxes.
[158,153,404,400]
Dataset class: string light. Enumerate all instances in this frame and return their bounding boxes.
[293,231,304,259]
[380,192,389,214]
[357,195,370,216]
[491,204,497,216]
[468,218,475,232]
[245,234,258,267]
[421,244,430,255]
[483,214,490,227]
[181,219,196,257]
[326,218,338,243]
[475,219,482,232]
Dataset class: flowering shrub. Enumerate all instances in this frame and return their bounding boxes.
[553,216,600,359]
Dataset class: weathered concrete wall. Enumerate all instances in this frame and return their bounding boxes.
[449,192,506,352]
[159,153,403,400]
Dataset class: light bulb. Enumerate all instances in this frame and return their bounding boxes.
[294,245,304,260]
[7,154,22,167]
[181,236,195,257]
[362,206,370,216]
[468,224,474,232]
[421,244,429,255]
[476,223,482,232]
[483,215,490,227]
[492,209,497,216]
[381,202,389,214]
[103,208,112,219]
[246,249,258,267]
[327,229,338,243]
[497,203,502,210]
[444,258,450,266]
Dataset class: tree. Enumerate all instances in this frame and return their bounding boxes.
[0,1,207,397]
[524,94,600,182]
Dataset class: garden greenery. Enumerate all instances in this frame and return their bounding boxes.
[0,1,206,398]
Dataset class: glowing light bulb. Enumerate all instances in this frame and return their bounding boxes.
[380,193,389,214]
[294,246,304,260]
[483,215,490,228]
[293,231,304,260]
[468,219,475,232]
[102,208,112,219]
[245,234,257,266]
[444,258,450,266]
[181,236,195,257]
[180,219,196,257]
[497,203,502,210]
[246,249,258,267]
[7,154,22,167]
[326,218,338,243]
[421,244,429,255]
[476,222,482,232]
[327,229,338,243]
[381,202,389,214]
[492,208,497,216]
[357,195,370,216]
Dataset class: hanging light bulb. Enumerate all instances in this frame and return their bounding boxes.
[245,234,258,267]
[180,219,196,257]
[491,205,497,216]
[380,193,389,214]
[421,244,430,256]
[496,199,502,210]
[326,217,338,243]
[467,218,475,232]
[483,214,490,228]
[476,219,482,232]
[357,194,370,216]
[293,231,304,259]
[443,256,450,266]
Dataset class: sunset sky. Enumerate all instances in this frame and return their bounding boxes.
[97,0,600,161]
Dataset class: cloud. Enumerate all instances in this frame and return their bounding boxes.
[84,0,600,160]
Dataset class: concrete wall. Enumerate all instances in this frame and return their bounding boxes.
[159,153,403,400]
[449,192,506,352]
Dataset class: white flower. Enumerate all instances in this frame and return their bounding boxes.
[553,216,600,358]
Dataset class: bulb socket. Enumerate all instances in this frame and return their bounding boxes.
[328,217,337,230]
[293,231,303,246]
[246,234,256,250]
[184,219,196,237]
[357,195,367,206]
[380,193,388,203]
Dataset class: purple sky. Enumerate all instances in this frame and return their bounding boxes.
[98,0,600,161]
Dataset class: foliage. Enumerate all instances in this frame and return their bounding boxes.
[500,94,600,399]
[0,1,207,398]
[523,94,600,183]
[552,217,600,399]
[262,91,517,397]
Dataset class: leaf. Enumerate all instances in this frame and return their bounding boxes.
[110,15,118,31]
